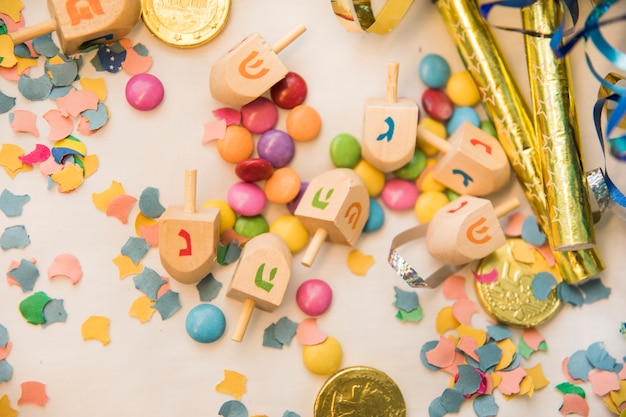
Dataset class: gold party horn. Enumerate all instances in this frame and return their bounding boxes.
[522,0,596,251]
[433,0,604,284]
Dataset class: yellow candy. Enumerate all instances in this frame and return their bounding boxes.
[417,118,447,156]
[270,215,309,253]
[446,70,481,107]
[353,159,385,197]
[302,336,343,375]
[414,190,449,223]
[417,165,446,192]
[203,199,236,233]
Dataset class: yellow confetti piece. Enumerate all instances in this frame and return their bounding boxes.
[135,211,158,236]
[112,253,143,279]
[0,394,18,417]
[215,370,247,400]
[0,35,17,68]
[92,180,125,212]
[455,324,487,346]
[524,362,549,390]
[128,295,155,323]
[495,338,518,371]
[511,239,535,264]
[82,154,99,178]
[51,163,84,192]
[48,55,65,65]
[0,143,25,172]
[347,249,375,276]
[54,137,87,156]
[435,306,461,335]
[609,379,626,409]
[0,0,24,22]
[491,371,501,389]
[15,56,37,75]
[81,316,111,346]
[79,77,107,101]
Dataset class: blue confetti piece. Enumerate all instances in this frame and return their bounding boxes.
[531,271,557,301]
[282,412,300,417]
[0,225,31,250]
[138,187,166,219]
[473,394,499,417]
[557,282,584,307]
[133,43,150,57]
[273,316,298,346]
[219,400,248,417]
[97,44,126,73]
[18,73,54,101]
[49,85,74,99]
[0,359,13,383]
[454,364,482,395]
[499,352,522,372]
[521,215,546,246]
[0,89,16,114]
[51,146,85,163]
[586,341,618,372]
[7,258,39,292]
[578,278,611,304]
[394,286,419,312]
[428,396,447,417]
[13,43,32,58]
[475,342,502,373]
[420,340,442,371]
[121,236,151,265]
[32,34,60,57]
[42,298,67,327]
[81,101,109,130]
[441,387,464,413]
[567,349,593,381]
[134,267,166,301]
[196,273,222,302]
[486,324,513,342]
[0,188,30,217]
[0,324,8,348]
[153,290,181,320]
[45,58,79,87]
[262,324,283,349]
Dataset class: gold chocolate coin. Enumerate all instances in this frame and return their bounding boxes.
[314,366,406,417]
[141,0,231,48]
[474,237,562,328]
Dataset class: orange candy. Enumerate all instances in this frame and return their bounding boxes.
[216,124,254,163]
[264,167,302,204]
[286,104,321,142]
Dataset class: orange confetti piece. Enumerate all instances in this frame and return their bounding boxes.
[93,181,125,212]
[121,47,153,75]
[441,275,467,300]
[504,212,525,237]
[56,89,99,117]
[560,393,590,417]
[43,109,73,142]
[10,109,38,136]
[112,253,143,279]
[128,295,155,323]
[215,370,247,401]
[457,335,479,362]
[0,341,12,360]
[79,77,107,101]
[296,317,328,346]
[51,163,84,192]
[0,394,18,417]
[39,155,62,176]
[47,253,82,284]
[18,381,48,407]
[81,316,111,346]
[347,249,375,276]
[106,194,137,224]
[451,298,479,326]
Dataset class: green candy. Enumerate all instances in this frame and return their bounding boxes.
[480,119,497,137]
[329,133,361,168]
[234,215,269,239]
[393,147,426,180]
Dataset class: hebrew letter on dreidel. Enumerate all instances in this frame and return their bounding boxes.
[426,195,520,265]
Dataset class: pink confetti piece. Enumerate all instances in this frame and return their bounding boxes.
[157,279,170,299]
[47,254,82,285]
[296,317,327,346]
[17,381,48,407]
[56,89,99,117]
[588,370,620,396]
[0,341,11,361]
[442,275,467,300]
[76,116,98,136]
[521,328,545,351]
[10,109,39,136]
[139,223,160,247]
[43,109,73,142]
[561,357,583,384]
[451,298,479,326]
[0,65,22,81]
[559,393,589,417]
[425,336,457,369]
[618,366,626,380]
[19,144,51,165]
[496,366,526,396]
[106,194,138,224]
[440,351,467,376]
[39,155,63,176]
[504,212,525,237]
[532,243,556,267]
[457,335,480,362]
[212,107,241,125]
[202,119,227,143]
[472,267,498,284]
[121,48,153,75]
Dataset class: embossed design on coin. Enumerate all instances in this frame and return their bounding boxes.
[142,0,230,48]
[474,237,562,327]
[314,366,406,417]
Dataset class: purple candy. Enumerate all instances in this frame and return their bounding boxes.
[257,129,295,168]
[286,182,308,214]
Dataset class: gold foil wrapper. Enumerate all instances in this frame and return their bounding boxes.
[522,0,596,251]
[434,0,604,284]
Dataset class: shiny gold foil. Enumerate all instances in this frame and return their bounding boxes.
[522,0,596,250]
[434,0,604,284]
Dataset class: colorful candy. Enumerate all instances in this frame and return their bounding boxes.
[302,335,343,375]
[269,215,309,253]
[241,97,278,134]
[286,104,322,142]
[264,167,301,204]
[352,159,385,197]
[414,190,450,223]
[421,87,453,121]
[446,70,481,107]
[185,303,226,343]
[381,178,418,211]
[296,279,333,316]
[418,53,451,89]
[270,71,308,109]
[329,133,362,169]
[233,214,269,239]
[227,182,266,216]
[257,129,295,168]
[216,125,254,164]
[125,73,165,111]
[235,158,275,182]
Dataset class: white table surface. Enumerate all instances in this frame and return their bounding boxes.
[2,1,626,416]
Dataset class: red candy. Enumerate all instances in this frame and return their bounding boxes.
[421,88,454,121]
[241,97,278,134]
[270,71,308,109]
[235,158,275,182]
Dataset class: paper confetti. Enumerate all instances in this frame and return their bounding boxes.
[196,273,222,302]
[19,291,51,325]
[92,180,125,212]
[296,318,327,346]
[47,253,82,284]
[9,109,38,136]
[471,267,498,284]
[106,194,137,224]
[121,236,151,265]
[219,400,248,417]
[215,370,247,401]
[41,299,67,326]
[531,271,558,301]
[138,186,165,218]
[263,316,298,349]
[134,267,166,301]
[19,144,51,165]
[43,109,74,141]
[393,286,419,313]
[0,394,18,417]
[81,316,111,346]
[112,253,143,279]
[0,360,13,383]
[153,290,181,320]
[521,215,546,246]
[346,249,375,275]
[128,295,155,323]
[559,393,589,417]
[7,258,39,291]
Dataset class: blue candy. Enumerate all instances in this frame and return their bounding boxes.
[186,304,226,343]
[446,106,481,136]
[419,54,451,89]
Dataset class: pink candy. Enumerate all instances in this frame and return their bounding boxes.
[241,97,278,133]
[296,279,333,316]
[381,178,418,211]
[227,182,267,216]
[125,73,164,111]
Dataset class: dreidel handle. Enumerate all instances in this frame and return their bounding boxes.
[272,23,307,54]
[386,62,399,103]
[10,19,57,45]
[494,197,520,218]
[301,228,329,268]
[184,169,197,214]
[416,124,452,154]
[232,298,256,342]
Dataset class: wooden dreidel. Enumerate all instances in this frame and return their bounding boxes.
[227,233,293,342]
[417,121,510,196]
[8,0,141,56]
[426,195,520,265]
[159,169,220,285]
[209,24,307,107]
[361,62,419,173]
[295,168,369,267]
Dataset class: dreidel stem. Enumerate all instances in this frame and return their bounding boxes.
[301,228,328,267]
[416,125,452,154]
[272,24,307,54]
[232,299,256,342]
[184,169,197,214]
[386,62,399,103]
